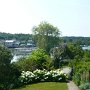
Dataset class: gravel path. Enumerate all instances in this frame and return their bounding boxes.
[62,67,72,74]
[67,81,79,90]
[62,67,79,90]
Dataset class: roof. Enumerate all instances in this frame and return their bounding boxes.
[5,40,16,42]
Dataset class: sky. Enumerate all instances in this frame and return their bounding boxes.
[0,0,90,36]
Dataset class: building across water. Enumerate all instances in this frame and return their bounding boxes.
[4,40,20,48]
[4,39,35,48]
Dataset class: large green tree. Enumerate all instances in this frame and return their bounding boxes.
[67,43,84,59]
[0,46,13,89]
[32,21,60,53]
[50,43,84,68]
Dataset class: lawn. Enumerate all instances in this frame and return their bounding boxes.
[13,82,68,90]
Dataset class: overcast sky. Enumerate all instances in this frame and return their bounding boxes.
[0,0,90,36]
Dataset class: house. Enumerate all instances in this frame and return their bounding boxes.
[26,43,34,47]
[4,40,20,48]
[26,40,36,47]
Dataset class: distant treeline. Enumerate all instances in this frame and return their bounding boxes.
[0,32,32,41]
[62,36,90,45]
[0,32,90,45]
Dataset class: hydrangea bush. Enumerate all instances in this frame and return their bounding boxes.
[19,69,68,85]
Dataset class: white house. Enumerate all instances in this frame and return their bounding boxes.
[4,40,20,48]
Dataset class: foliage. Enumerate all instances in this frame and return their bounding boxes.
[29,49,53,70]
[18,69,68,86]
[15,49,53,71]
[9,63,21,88]
[50,44,72,68]
[0,45,20,90]
[69,59,90,86]
[80,82,90,90]
[50,43,84,68]
[14,57,37,72]
[0,46,12,84]
[13,82,68,90]
[0,32,32,41]
[32,21,60,53]
[0,46,10,89]
[63,36,90,45]
[67,43,84,59]
[83,50,90,61]
[68,50,90,86]
[0,46,12,65]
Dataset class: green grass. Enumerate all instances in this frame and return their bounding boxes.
[13,82,68,90]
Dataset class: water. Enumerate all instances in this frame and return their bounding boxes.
[11,46,90,63]
[82,46,90,50]
[11,55,23,63]
[11,47,36,62]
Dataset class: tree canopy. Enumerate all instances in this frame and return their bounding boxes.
[0,46,12,65]
[50,43,84,68]
[0,32,32,41]
[32,21,60,53]
[0,45,12,89]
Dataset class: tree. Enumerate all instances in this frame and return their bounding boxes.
[67,43,84,59]
[50,43,84,68]
[32,21,60,53]
[50,44,72,68]
[0,46,12,89]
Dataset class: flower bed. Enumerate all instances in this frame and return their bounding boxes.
[19,69,68,85]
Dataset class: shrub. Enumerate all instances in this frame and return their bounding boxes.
[29,49,53,70]
[14,57,38,71]
[15,49,53,71]
[18,69,68,86]
[69,59,90,86]
[80,82,90,90]
[73,73,81,86]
